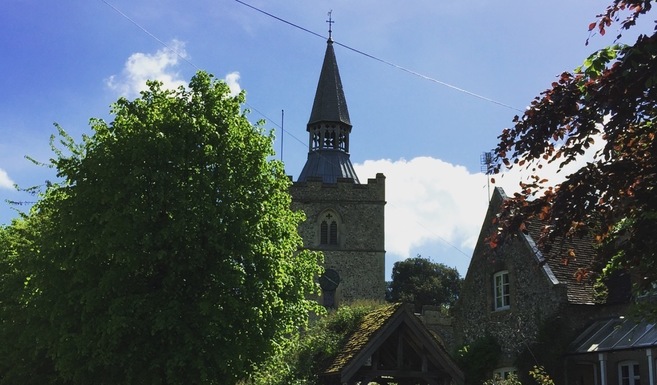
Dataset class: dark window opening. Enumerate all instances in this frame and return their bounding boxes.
[329,221,338,244]
[320,213,338,246]
[321,221,328,244]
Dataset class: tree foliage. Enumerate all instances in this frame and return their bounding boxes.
[0,72,322,384]
[455,335,501,385]
[244,301,384,385]
[387,256,461,312]
[0,219,65,384]
[490,1,657,298]
[482,367,555,385]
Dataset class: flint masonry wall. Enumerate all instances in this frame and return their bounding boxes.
[453,190,567,366]
[290,173,386,303]
[455,234,566,363]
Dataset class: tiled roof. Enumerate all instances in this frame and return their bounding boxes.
[526,221,599,305]
[308,39,351,127]
[324,303,401,374]
[322,303,465,384]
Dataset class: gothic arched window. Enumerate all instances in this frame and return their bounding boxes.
[320,211,339,246]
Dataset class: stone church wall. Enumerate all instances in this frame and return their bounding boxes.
[290,173,386,303]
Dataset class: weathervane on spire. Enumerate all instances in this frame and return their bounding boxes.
[326,10,334,40]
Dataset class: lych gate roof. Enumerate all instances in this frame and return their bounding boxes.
[321,303,464,385]
[324,304,400,374]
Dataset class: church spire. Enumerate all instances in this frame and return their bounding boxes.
[297,17,359,184]
[307,18,350,127]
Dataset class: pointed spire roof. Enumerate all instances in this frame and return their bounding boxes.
[307,39,351,127]
[297,35,359,184]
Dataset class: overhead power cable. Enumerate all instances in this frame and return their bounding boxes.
[234,0,326,41]
[101,0,474,262]
[234,0,522,113]
[100,0,198,70]
[101,0,295,135]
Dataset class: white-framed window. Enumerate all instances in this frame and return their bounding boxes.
[619,361,640,385]
[319,211,339,246]
[493,270,510,311]
[493,367,517,381]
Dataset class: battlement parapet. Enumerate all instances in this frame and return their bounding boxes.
[290,173,385,202]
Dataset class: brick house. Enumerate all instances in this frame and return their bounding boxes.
[454,187,656,385]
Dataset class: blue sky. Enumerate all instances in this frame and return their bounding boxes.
[1,0,652,279]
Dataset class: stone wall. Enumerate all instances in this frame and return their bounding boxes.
[453,189,567,366]
[453,187,634,380]
[416,306,456,352]
[290,173,386,303]
[455,237,567,365]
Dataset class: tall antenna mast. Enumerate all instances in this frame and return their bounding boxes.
[480,152,493,202]
[280,109,284,161]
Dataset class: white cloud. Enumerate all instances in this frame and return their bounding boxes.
[354,157,490,262]
[0,168,15,190]
[106,40,189,98]
[354,141,604,277]
[106,41,242,100]
[224,72,241,96]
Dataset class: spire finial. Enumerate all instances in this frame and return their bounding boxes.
[326,10,334,41]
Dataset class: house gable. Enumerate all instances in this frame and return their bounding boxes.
[455,187,585,362]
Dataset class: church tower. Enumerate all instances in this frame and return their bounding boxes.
[290,32,386,307]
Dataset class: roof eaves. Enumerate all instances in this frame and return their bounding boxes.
[521,231,560,285]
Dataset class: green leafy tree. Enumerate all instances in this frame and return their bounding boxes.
[455,335,501,385]
[490,1,657,307]
[387,255,461,312]
[482,366,555,385]
[245,301,385,385]
[0,72,322,385]
[483,372,522,385]
[0,219,66,385]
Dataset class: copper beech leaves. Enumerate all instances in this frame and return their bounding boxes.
[489,1,657,299]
